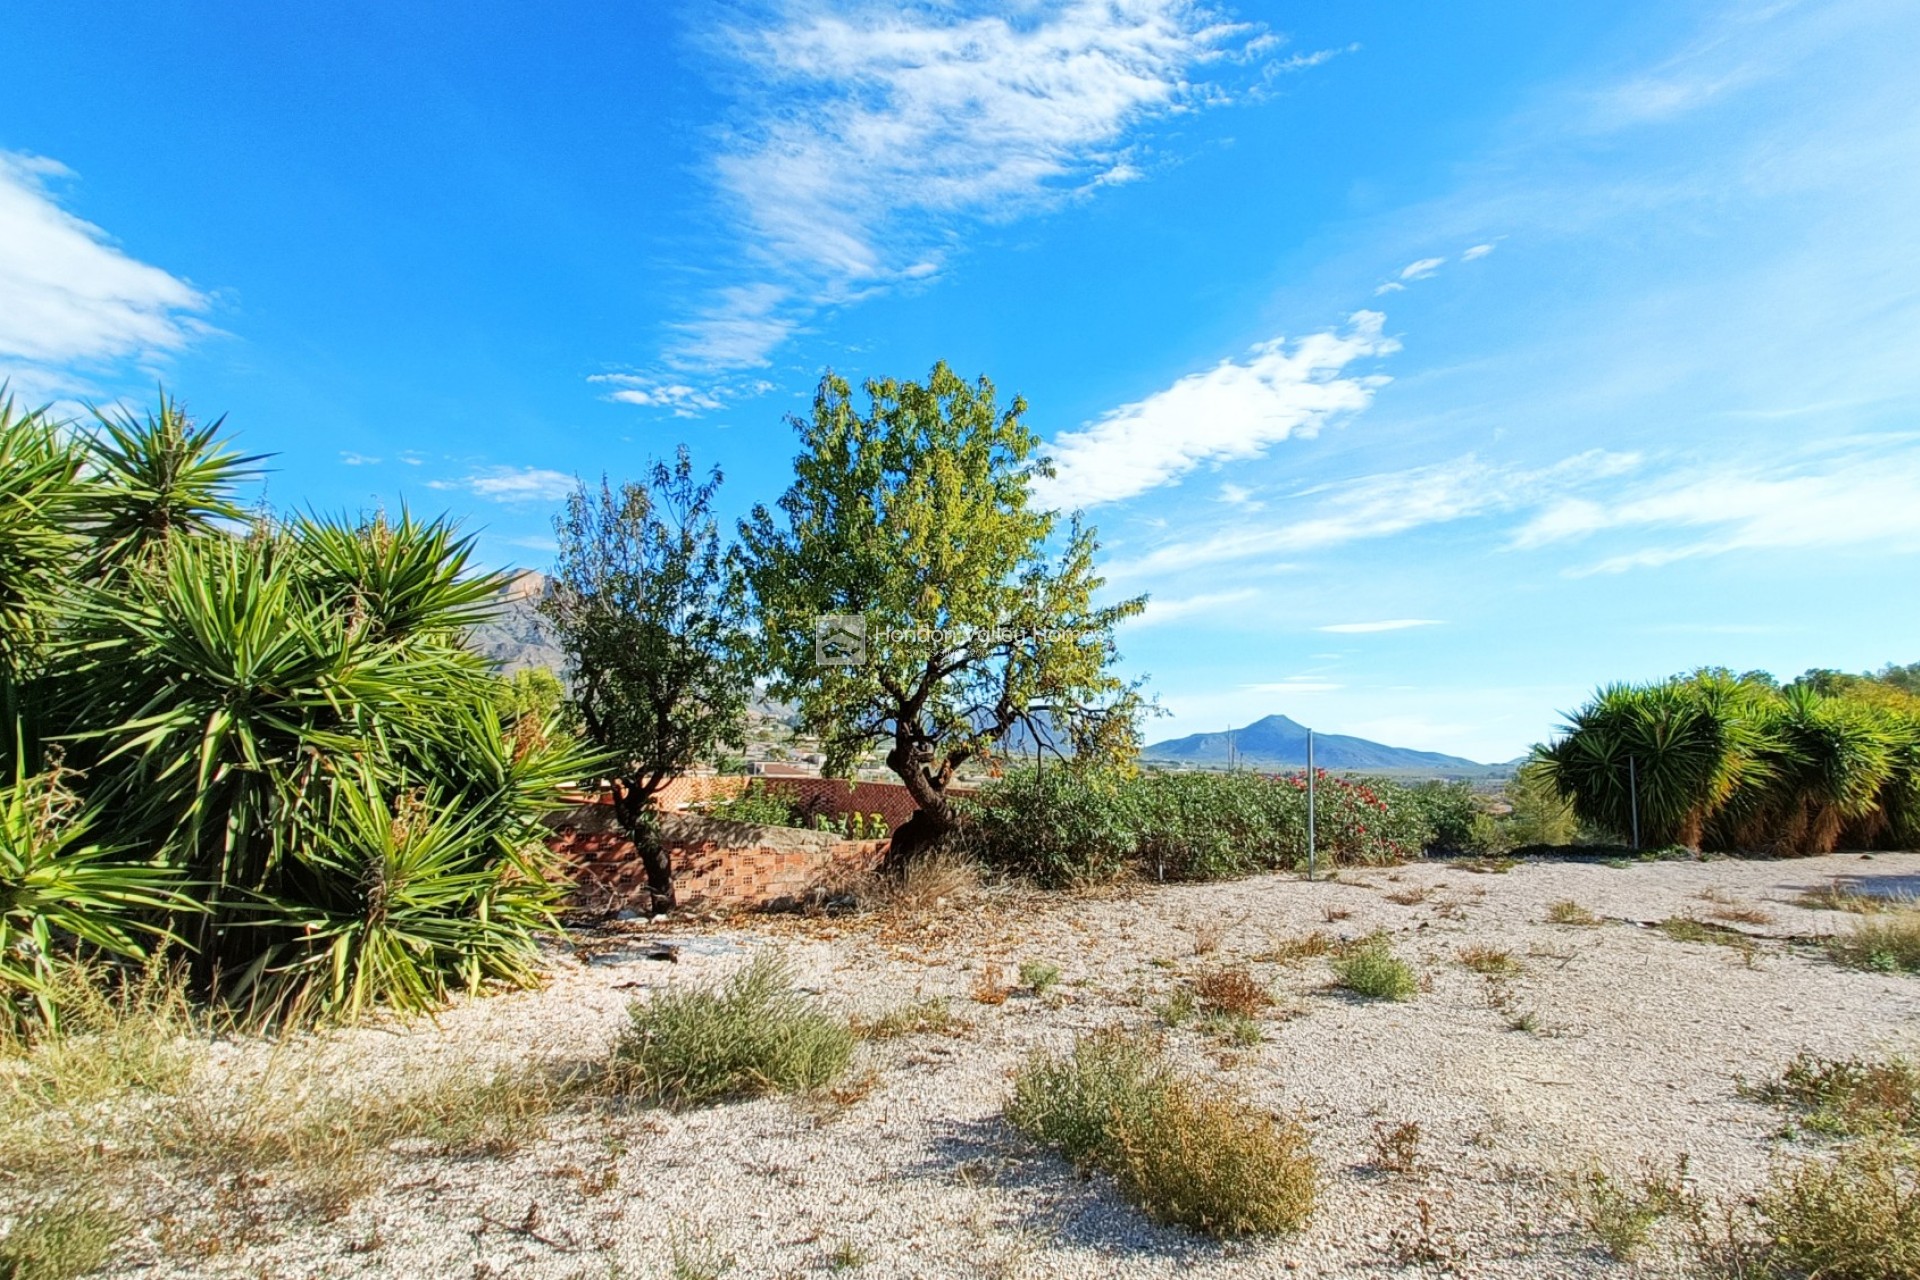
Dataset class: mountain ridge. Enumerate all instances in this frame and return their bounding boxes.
[1144,714,1502,777]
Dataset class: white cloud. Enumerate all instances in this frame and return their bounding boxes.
[1399,256,1446,280]
[1131,587,1260,627]
[1276,43,1360,73]
[1317,619,1443,634]
[1107,448,1639,579]
[339,452,380,466]
[1241,678,1342,693]
[1037,311,1399,509]
[0,152,209,383]
[1372,280,1406,295]
[1461,242,1495,260]
[1217,481,1263,509]
[659,1,1277,371]
[1512,443,1920,573]
[431,466,577,503]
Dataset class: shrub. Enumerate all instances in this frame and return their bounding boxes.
[609,954,853,1107]
[1018,960,1062,993]
[1758,1136,1920,1280]
[959,764,1454,887]
[1829,910,1920,973]
[1192,966,1271,1018]
[1571,1158,1688,1260]
[1333,937,1418,1001]
[0,1192,125,1280]
[1456,945,1521,976]
[851,998,963,1040]
[700,781,803,827]
[1006,1027,1317,1236]
[1371,1120,1423,1173]
[1755,1054,1920,1138]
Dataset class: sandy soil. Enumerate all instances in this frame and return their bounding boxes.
[89,851,1920,1279]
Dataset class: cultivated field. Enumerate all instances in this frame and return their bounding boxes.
[13,852,1920,1279]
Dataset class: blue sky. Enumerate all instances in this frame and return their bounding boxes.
[5,0,1918,763]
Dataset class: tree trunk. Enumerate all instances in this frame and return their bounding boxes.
[883,741,958,870]
[611,781,676,915]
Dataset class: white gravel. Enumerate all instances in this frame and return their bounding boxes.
[89,851,1920,1278]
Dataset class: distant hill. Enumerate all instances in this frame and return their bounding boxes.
[467,572,565,675]
[1145,714,1502,778]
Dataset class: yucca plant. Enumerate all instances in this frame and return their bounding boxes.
[1,748,192,1032]
[1737,689,1896,854]
[1538,675,1766,847]
[79,392,262,573]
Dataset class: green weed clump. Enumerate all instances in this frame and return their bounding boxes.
[1006,1027,1317,1237]
[1571,1158,1688,1260]
[1018,961,1062,994]
[610,954,853,1107]
[1332,937,1418,1001]
[0,1193,126,1280]
[1754,1054,1920,1139]
[851,998,963,1041]
[1828,910,1920,974]
[1757,1137,1920,1280]
[1546,900,1601,926]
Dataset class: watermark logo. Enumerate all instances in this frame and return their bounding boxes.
[814,614,866,666]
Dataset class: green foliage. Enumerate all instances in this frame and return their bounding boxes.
[738,363,1146,841]
[1571,1159,1689,1261]
[1,760,190,1032]
[699,781,803,827]
[1756,1054,1920,1138]
[543,449,749,909]
[1,392,588,1024]
[0,1192,125,1280]
[1828,910,1920,974]
[1332,936,1419,1001]
[956,765,1449,887]
[1757,1136,1920,1280]
[1538,667,1920,854]
[1007,1026,1318,1237]
[1018,960,1061,992]
[609,953,853,1108]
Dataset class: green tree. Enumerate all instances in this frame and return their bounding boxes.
[543,450,749,913]
[738,363,1146,861]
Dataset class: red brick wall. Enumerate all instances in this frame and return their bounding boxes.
[548,803,887,911]
[650,775,934,833]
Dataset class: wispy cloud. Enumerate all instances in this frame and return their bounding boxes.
[1514,440,1920,573]
[0,151,209,390]
[1461,242,1495,261]
[339,452,380,466]
[648,1,1279,377]
[1317,619,1442,634]
[1037,310,1399,509]
[1108,449,1640,579]
[1131,587,1261,627]
[1241,678,1342,693]
[431,466,577,503]
[1399,256,1446,281]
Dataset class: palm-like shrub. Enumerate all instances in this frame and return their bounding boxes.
[1540,670,1920,854]
[1,756,191,1032]
[2,392,591,1023]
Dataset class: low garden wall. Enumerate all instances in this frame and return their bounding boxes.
[650,774,928,832]
[547,801,888,911]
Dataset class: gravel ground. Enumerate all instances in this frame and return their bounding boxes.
[92,851,1920,1279]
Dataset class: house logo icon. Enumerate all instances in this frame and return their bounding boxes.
[814,615,866,666]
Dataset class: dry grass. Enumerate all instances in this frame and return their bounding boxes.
[1257,931,1338,964]
[1191,966,1272,1019]
[851,997,966,1041]
[1696,888,1776,925]
[1798,879,1906,914]
[1456,945,1522,976]
[1370,1120,1423,1174]
[1006,1027,1318,1237]
[1383,887,1429,906]
[1546,900,1602,926]
[836,849,982,917]
[1752,1054,1920,1138]
[1828,909,1920,974]
[0,1191,126,1280]
[970,962,1012,1005]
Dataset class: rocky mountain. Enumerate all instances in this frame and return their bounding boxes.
[1144,714,1501,777]
[466,572,566,675]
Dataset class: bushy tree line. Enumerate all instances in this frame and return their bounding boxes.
[1,393,592,1028]
[955,765,1477,887]
[1537,667,1920,854]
